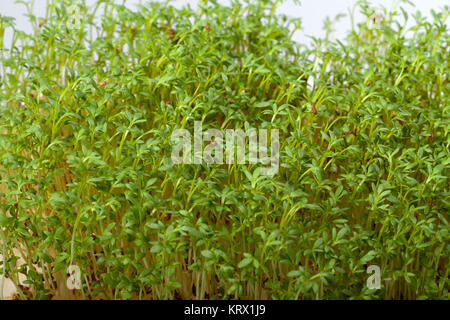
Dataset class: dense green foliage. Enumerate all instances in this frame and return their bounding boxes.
[0,0,448,299]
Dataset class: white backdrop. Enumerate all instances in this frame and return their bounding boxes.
[1,0,449,44]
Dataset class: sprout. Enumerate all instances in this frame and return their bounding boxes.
[0,0,448,300]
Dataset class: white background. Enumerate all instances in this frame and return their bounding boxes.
[1,0,449,44]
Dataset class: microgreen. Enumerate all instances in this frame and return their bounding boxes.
[0,0,448,300]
